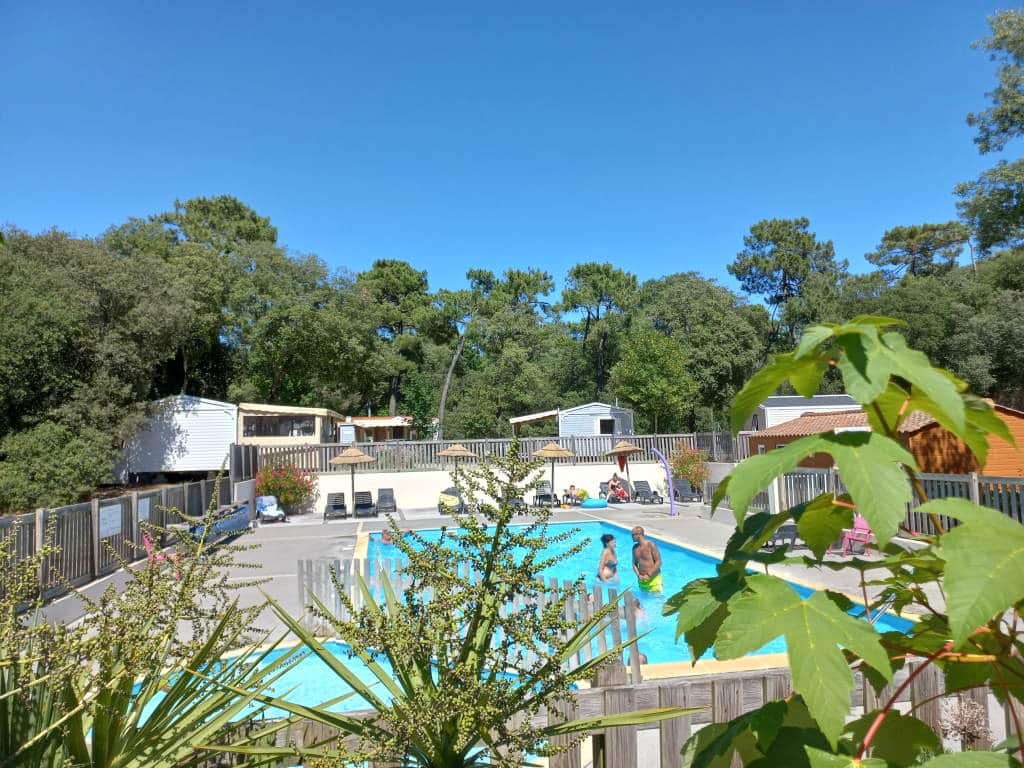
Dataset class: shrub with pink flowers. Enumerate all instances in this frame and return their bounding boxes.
[669,444,709,489]
[255,464,316,509]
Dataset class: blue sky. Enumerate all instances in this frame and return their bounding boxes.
[0,1,1008,294]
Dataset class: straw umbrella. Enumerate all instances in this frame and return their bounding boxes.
[328,446,376,516]
[439,443,476,490]
[606,440,643,493]
[533,442,575,505]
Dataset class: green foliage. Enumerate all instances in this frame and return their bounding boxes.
[609,327,696,432]
[728,217,845,349]
[255,464,316,508]
[666,320,1024,765]
[228,443,693,767]
[0,489,273,767]
[0,422,113,513]
[866,222,970,281]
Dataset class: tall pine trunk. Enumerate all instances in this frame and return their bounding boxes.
[437,332,467,442]
[389,375,400,416]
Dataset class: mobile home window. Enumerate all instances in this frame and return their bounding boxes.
[243,415,315,438]
[599,418,616,435]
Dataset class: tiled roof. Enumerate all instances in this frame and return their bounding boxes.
[750,409,938,438]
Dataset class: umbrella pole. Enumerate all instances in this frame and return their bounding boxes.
[350,466,355,516]
[625,460,632,497]
[551,460,556,508]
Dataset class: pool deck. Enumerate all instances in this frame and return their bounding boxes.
[42,499,918,671]
[205,500,913,641]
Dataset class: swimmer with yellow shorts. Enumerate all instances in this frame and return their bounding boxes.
[631,526,663,594]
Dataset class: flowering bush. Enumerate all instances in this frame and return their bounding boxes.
[669,444,709,488]
[255,464,316,509]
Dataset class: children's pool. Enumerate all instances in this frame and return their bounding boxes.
[366,520,912,665]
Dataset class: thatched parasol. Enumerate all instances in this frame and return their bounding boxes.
[328,447,376,521]
[533,441,574,504]
[439,443,477,476]
[606,440,643,490]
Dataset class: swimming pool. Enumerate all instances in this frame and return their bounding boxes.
[367,520,912,665]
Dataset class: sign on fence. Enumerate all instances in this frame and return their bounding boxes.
[98,502,122,538]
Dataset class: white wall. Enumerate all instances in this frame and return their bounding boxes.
[314,461,686,513]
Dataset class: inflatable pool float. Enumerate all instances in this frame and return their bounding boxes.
[580,497,608,509]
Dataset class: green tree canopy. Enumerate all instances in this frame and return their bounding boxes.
[865,221,970,281]
[609,328,697,433]
[728,217,845,349]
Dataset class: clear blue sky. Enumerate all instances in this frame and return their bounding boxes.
[0,1,1008,293]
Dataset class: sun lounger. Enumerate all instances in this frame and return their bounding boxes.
[324,492,348,520]
[439,487,467,515]
[762,523,801,550]
[354,491,377,518]
[632,481,663,505]
[673,478,703,503]
[377,488,397,516]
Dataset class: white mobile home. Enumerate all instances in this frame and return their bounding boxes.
[117,396,237,481]
[740,394,859,432]
[509,402,634,437]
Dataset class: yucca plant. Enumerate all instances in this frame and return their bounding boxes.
[60,603,304,768]
[216,440,695,767]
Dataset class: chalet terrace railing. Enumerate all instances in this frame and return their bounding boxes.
[257,432,752,474]
[775,467,1024,532]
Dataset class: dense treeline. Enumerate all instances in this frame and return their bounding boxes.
[2,10,1023,513]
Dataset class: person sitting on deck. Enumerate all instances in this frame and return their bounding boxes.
[607,473,628,501]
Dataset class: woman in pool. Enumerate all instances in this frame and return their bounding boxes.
[597,533,618,582]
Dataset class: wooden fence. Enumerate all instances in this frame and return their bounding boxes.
[234,662,1002,768]
[774,467,1024,531]
[259,432,751,474]
[1,443,264,602]
[1,478,237,601]
[297,557,648,683]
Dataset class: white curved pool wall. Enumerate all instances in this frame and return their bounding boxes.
[312,461,736,514]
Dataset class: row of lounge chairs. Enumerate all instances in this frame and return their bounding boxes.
[324,489,398,520]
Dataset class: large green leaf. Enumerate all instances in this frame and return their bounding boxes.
[730,353,829,433]
[823,431,915,545]
[795,494,853,560]
[679,700,787,768]
[878,332,965,433]
[928,499,1024,646]
[794,325,837,359]
[842,710,941,767]
[835,331,892,405]
[715,575,891,746]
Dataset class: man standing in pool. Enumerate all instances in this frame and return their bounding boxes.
[631,526,662,593]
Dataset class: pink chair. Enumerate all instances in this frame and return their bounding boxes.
[828,515,874,556]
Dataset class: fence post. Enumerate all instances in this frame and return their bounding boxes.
[200,478,208,512]
[34,507,46,588]
[90,497,101,578]
[969,472,981,505]
[180,482,188,518]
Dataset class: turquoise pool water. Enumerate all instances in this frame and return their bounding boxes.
[367,521,913,665]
